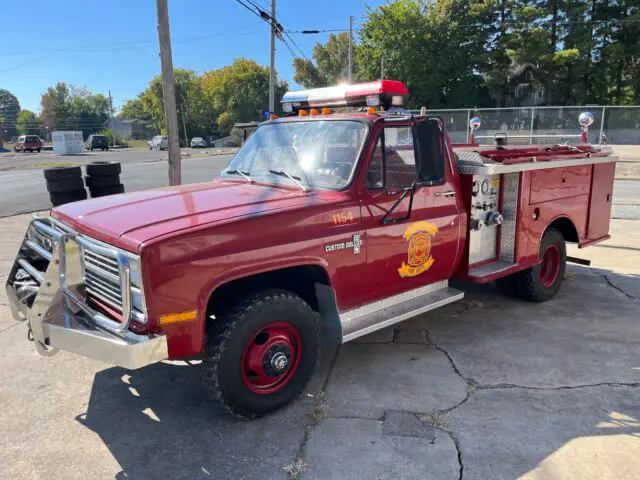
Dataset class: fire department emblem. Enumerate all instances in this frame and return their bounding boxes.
[398,221,439,278]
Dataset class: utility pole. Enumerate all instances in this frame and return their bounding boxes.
[108,90,116,148]
[348,15,353,83]
[156,0,181,186]
[180,108,188,148]
[269,0,276,113]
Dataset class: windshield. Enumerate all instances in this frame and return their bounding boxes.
[222,120,368,190]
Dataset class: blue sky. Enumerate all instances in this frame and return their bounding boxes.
[1,0,385,113]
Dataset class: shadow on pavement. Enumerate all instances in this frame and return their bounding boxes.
[76,361,313,480]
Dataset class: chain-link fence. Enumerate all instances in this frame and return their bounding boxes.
[412,106,640,145]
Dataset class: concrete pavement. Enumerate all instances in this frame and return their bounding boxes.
[0,211,638,479]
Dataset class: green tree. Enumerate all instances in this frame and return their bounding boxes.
[201,58,287,134]
[0,89,20,140]
[16,110,39,135]
[293,33,352,87]
[39,83,111,138]
[357,0,492,108]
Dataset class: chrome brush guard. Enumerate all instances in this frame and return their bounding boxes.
[5,215,167,369]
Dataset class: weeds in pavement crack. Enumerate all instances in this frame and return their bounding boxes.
[284,346,340,480]
[421,411,464,480]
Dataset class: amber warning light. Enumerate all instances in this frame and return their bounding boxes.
[281,80,409,113]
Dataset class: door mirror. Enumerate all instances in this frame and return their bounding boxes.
[413,119,445,184]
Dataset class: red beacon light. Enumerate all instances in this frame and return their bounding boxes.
[281,80,409,113]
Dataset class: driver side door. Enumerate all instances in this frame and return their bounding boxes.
[358,121,462,303]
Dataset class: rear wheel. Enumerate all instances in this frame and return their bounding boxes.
[203,289,319,419]
[36,148,41,153]
[517,228,566,302]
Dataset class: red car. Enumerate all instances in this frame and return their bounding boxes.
[14,135,43,153]
[6,80,617,419]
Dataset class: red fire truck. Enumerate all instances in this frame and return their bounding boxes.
[6,81,617,418]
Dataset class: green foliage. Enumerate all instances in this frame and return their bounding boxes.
[293,33,352,88]
[296,0,640,107]
[39,82,110,138]
[16,109,39,135]
[0,89,20,140]
[120,59,287,138]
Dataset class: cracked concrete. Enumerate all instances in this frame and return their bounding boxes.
[2,212,640,479]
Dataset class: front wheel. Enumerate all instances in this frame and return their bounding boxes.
[517,228,566,302]
[202,289,319,419]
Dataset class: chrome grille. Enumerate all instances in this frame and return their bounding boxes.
[82,246,124,312]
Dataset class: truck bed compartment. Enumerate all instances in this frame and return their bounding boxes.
[529,165,592,205]
[586,162,616,241]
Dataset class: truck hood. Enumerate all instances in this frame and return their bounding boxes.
[52,179,316,252]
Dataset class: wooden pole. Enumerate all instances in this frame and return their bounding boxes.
[156,0,181,185]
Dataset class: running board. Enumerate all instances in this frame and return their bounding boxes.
[340,281,464,343]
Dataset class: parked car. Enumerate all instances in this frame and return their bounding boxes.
[190,137,207,148]
[148,135,168,151]
[14,135,43,153]
[85,134,109,151]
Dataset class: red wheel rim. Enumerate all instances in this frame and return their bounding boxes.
[540,244,561,288]
[241,322,302,395]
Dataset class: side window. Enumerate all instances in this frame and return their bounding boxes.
[365,127,417,189]
[413,120,446,184]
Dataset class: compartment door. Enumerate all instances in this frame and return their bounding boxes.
[586,162,616,240]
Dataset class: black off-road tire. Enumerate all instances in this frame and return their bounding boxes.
[43,166,82,181]
[202,289,320,419]
[89,183,125,197]
[517,228,566,302]
[86,161,121,176]
[49,189,88,207]
[36,148,41,153]
[496,274,519,297]
[46,177,85,193]
[85,174,120,188]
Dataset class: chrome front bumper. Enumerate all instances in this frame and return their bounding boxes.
[5,216,167,370]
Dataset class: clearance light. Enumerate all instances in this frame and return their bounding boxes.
[269,114,278,120]
[321,108,333,115]
[366,95,380,107]
[159,310,198,325]
[310,108,320,116]
[299,109,308,116]
[367,107,378,115]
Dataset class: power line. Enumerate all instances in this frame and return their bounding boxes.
[0,22,263,59]
[0,50,62,74]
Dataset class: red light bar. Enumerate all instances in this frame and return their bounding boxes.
[281,80,409,111]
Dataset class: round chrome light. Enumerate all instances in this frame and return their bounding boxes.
[578,111,594,128]
[470,117,481,130]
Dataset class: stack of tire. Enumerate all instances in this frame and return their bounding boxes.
[44,167,87,207]
[85,162,124,198]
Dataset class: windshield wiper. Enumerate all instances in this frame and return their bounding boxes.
[268,169,309,192]
[225,169,253,183]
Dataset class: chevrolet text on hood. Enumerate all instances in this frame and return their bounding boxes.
[6,80,617,419]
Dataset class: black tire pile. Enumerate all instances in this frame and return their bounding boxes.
[85,162,124,198]
[45,167,87,207]
[43,162,124,207]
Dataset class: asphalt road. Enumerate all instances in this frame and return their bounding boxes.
[0,149,638,218]
[0,154,233,217]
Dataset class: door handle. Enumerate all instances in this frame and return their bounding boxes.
[435,190,456,197]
